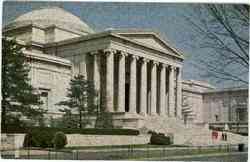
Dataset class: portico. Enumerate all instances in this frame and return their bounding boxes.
[82,41,183,119]
[40,28,185,127]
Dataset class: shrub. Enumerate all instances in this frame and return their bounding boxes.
[150,133,171,145]
[23,132,37,147]
[23,130,54,148]
[148,130,157,135]
[53,132,67,149]
[36,130,54,148]
[4,126,139,136]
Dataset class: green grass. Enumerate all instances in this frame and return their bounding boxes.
[62,144,188,150]
[132,148,233,160]
[20,145,238,160]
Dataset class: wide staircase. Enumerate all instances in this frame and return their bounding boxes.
[140,116,248,146]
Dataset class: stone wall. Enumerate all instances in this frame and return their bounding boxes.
[66,134,150,147]
[1,134,25,150]
[182,80,215,123]
[203,89,248,123]
[25,50,72,121]
[1,134,150,150]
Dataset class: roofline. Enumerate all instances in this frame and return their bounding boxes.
[182,88,204,95]
[45,30,184,60]
[23,50,72,67]
[112,29,184,58]
[182,79,216,89]
[3,22,87,36]
[112,33,184,60]
[203,88,248,94]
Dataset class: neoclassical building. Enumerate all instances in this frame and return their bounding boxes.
[3,7,248,129]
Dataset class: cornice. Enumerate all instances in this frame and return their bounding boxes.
[45,31,184,61]
[3,22,85,37]
[23,50,72,67]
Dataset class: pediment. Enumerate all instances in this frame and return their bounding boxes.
[114,31,183,58]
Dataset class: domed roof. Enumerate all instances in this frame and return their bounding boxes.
[6,7,94,34]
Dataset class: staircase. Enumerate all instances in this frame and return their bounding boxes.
[140,116,248,146]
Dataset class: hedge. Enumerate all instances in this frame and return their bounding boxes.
[2,126,140,136]
[53,132,67,149]
[23,130,54,148]
[150,133,171,145]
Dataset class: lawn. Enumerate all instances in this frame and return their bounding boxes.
[63,144,188,150]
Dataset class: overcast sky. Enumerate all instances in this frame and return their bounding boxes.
[2,1,247,89]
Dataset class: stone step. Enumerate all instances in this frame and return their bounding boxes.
[141,116,248,146]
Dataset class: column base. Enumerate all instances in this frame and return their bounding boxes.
[124,112,142,119]
[122,113,144,129]
[139,112,147,116]
[149,113,159,117]
[158,114,167,117]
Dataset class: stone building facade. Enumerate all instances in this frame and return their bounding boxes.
[181,80,248,133]
[3,7,248,129]
[203,88,248,123]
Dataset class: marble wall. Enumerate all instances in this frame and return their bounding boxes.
[25,51,72,121]
[203,89,248,123]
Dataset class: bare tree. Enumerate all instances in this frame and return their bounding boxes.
[186,4,249,86]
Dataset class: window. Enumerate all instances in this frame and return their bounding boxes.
[215,115,220,122]
[236,108,247,122]
[40,91,49,110]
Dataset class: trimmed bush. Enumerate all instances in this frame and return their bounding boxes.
[53,132,67,149]
[4,126,140,135]
[150,133,171,145]
[37,130,54,148]
[148,130,157,135]
[23,130,54,148]
[23,132,37,147]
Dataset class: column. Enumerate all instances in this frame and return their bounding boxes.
[151,61,157,115]
[176,67,182,118]
[129,55,137,114]
[168,65,175,117]
[159,64,166,116]
[92,52,101,110]
[79,55,86,76]
[118,52,126,112]
[140,58,148,116]
[93,52,100,91]
[105,49,115,112]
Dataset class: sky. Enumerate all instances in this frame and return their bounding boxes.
[2,1,248,89]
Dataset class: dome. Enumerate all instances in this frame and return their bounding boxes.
[5,7,94,34]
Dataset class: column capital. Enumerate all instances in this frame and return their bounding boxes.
[118,51,128,57]
[141,57,150,63]
[89,51,99,56]
[161,63,168,68]
[103,48,116,55]
[152,60,159,66]
[130,55,139,60]
[168,65,174,70]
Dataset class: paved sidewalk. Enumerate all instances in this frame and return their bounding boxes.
[132,151,248,160]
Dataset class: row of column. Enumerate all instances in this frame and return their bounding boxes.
[91,49,182,118]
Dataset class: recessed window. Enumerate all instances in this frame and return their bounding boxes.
[215,115,219,121]
[40,91,49,110]
[236,108,247,122]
